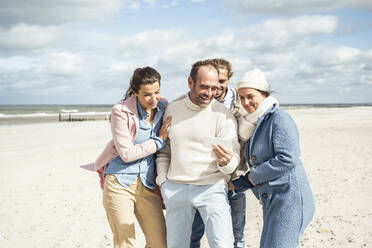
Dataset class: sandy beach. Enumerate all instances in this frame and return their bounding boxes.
[1,106,371,248]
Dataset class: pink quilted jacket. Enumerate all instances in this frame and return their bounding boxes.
[81,95,165,189]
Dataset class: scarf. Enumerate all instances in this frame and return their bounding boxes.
[238,96,278,141]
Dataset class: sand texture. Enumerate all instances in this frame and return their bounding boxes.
[1,107,371,247]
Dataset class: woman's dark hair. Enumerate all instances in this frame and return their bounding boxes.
[124,66,161,100]
[258,89,271,97]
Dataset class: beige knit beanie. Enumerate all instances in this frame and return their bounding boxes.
[236,68,270,92]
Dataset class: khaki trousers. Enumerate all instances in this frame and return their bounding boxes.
[103,175,167,248]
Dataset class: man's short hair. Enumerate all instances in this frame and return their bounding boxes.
[189,59,219,83]
[210,58,234,79]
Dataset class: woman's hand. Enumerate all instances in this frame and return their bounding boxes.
[248,173,256,186]
[247,160,256,186]
[228,181,235,190]
[158,116,172,141]
[213,144,233,167]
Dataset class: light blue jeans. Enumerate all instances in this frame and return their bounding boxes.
[161,181,234,248]
[190,191,246,248]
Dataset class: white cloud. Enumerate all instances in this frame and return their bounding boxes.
[0,12,371,104]
[0,24,65,55]
[206,30,235,51]
[263,15,338,36]
[313,46,362,66]
[45,52,86,76]
[106,61,136,74]
[117,29,202,65]
[226,0,372,15]
[0,0,125,27]
[118,29,188,52]
[112,16,369,100]
[240,15,338,52]
[253,52,296,66]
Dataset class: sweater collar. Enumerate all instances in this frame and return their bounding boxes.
[185,93,215,111]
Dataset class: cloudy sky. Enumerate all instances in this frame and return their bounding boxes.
[0,0,371,104]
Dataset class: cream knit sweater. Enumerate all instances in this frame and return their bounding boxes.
[156,94,240,186]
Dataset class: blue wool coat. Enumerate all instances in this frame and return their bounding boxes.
[232,104,315,248]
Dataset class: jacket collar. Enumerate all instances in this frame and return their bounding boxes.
[255,103,279,127]
[120,95,138,115]
[265,102,279,115]
[248,103,279,152]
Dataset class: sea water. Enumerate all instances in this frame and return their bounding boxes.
[0,105,112,125]
[1,103,371,125]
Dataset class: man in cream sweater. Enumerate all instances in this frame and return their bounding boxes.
[190,58,247,248]
[156,59,240,248]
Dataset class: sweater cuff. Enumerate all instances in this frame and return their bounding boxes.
[156,174,167,186]
[218,156,238,174]
[152,136,166,151]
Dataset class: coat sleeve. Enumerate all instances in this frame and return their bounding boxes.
[231,171,255,193]
[110,105,161,163]
[250,111,301,185]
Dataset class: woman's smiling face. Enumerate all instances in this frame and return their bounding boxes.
[134,81,161,112]
[238,88,267,113]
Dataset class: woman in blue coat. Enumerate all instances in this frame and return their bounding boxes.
[231,69,315,248]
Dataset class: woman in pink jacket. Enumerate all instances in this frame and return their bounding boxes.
[92,67,171,248]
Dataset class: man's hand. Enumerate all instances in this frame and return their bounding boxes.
[212,144,233,167]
